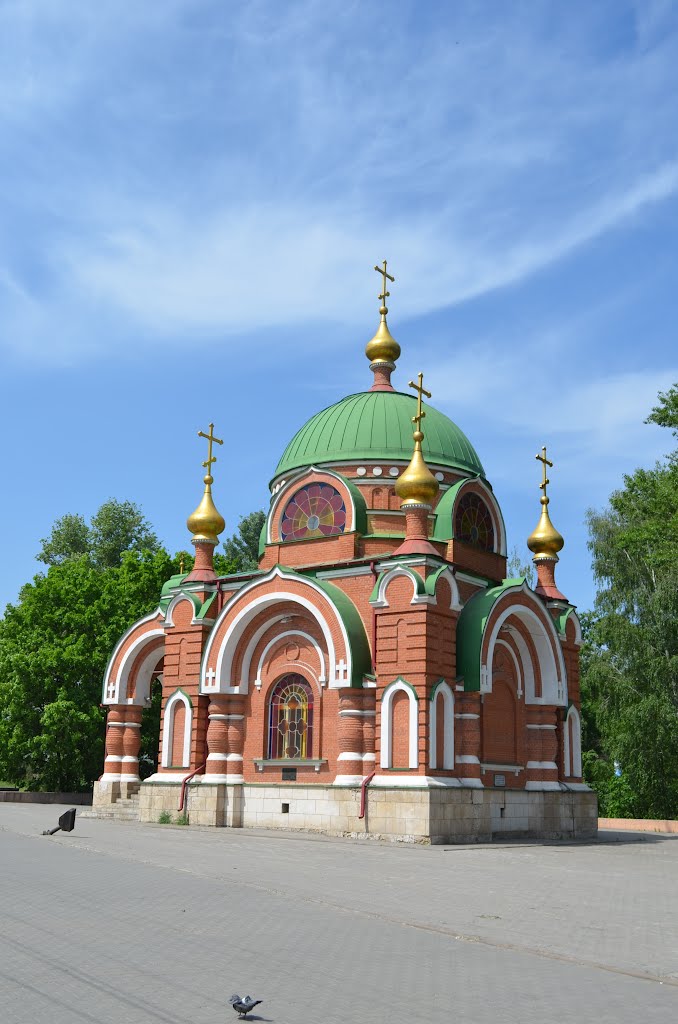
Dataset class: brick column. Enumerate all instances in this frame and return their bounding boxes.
[336,691,365,783]
[102,706,126,780]
[206,696,245,782]
[120,706,142,783]
[455,692,482,784]
[525,707,559,787]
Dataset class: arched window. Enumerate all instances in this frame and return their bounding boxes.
[268,674,314,759]
[455,492,495,551]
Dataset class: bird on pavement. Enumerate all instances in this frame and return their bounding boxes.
[229,994,263,1018]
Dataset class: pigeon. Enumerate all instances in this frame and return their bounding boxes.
[229,994,262,1018]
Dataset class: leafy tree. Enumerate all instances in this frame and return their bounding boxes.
[0,548,175,791]
[222,510,266,572]
[582,384,678,818]
[37,499,160,569]
[37,513,90,566]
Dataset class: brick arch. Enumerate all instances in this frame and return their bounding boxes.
[103,614,165,705]
[482,593,566,706]
[564,705,582,778]
[201,568,368,694]
[249,621,327,693]
[380,678,418,769]
[429,680,455,770]
[161,689,192,768]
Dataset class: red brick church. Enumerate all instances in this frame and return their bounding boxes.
[92,264,596,841]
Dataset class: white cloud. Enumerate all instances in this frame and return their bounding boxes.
[1,2,678,359]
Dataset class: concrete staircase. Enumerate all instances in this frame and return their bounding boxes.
[82,788,141,822]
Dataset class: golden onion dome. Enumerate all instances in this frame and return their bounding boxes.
[187,475,226,545]
[395,431,440,507]
[365,313,401,367]
[527,497,564,560]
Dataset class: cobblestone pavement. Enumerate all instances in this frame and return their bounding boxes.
[1,805,677,1024]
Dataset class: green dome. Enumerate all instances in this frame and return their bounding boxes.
[273,391,485,481]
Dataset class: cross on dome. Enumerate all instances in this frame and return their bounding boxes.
[198,422,224,482]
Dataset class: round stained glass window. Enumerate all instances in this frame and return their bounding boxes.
[280,483,347,542]
[455,492,495,551]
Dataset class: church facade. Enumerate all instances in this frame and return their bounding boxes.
[92,267,596,842]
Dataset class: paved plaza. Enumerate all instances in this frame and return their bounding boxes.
[1,805,677,1024]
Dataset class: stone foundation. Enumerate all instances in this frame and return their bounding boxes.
[100,779,598,842]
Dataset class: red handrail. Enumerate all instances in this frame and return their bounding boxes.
[178,763,205,812]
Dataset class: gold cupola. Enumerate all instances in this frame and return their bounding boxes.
[187,423,226,546]
[365,260,401,385]
[527,446,564,560]
[395,372,440,507]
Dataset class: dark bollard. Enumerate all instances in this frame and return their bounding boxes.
[42,808,77,836]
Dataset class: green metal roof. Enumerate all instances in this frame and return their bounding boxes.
[273,390,485,481]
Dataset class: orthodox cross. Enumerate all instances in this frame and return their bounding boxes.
[198,423,224,475]
[374,259,395,309]
[536,445,553,497]
[408,372,432,431]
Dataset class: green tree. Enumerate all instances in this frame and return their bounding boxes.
[582,384,678,818]
[0,548,174,791]
[37,513,90,566]
[222,510,266,572]
[37,499,160,569]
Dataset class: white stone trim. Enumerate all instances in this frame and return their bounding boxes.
[456,754,480,764]
[454,713,479,719]
[370,565,443,609]
[316,565,375,580]
[333,774,365,785]
[199,773,245,784]
[527,723,557,729]
[337,752,363,761]
[429,681,455,770]
[206,753,243,762]
[369,775,483,788]
[526,761,558,770]
[339,709,376,717]
[143,772,200,783]
[380,679,418,770]
[161,690,192,769]
[525,781,563,791]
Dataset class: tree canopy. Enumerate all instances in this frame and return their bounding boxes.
[37,499,160,568]
[582,384,678,818]
[1,500,266,791]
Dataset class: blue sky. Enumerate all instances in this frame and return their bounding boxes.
[1,0,677,614]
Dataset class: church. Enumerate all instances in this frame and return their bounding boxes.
[92,263,597,842]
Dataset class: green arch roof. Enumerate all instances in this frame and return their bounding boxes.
[273,391,485,481]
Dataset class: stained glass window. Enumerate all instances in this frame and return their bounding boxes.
[455,492,495,551]
[268,675,313,759]
[280,483,347,542]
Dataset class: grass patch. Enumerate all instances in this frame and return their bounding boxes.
[175,813,189,825]
[157,810,172,824]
